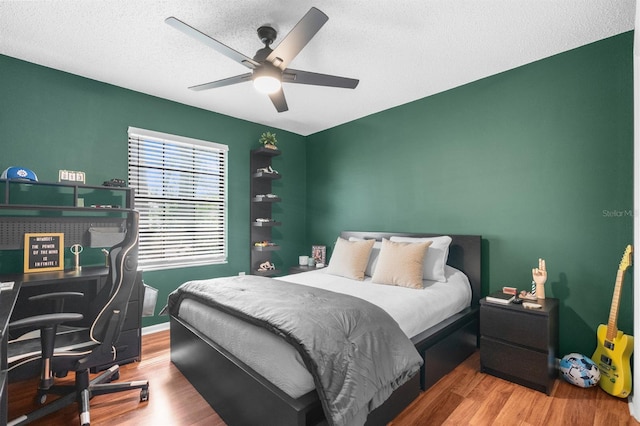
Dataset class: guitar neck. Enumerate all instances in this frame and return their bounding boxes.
[606,269,625,341]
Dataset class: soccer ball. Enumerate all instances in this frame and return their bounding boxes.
[559,353,600,388]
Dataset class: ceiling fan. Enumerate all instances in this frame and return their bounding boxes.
[165,7,359,112]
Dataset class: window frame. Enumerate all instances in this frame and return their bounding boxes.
[127,126,228,271]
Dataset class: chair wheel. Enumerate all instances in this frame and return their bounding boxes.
[110,370,120,381]
[140,388,149,402]
[54,370,68,378]
[35,393,47,405]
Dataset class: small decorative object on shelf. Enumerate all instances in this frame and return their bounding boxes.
[485,291,515,305]
[256,166,279,175]
[101,248,110,267]
[259,131,278,150]
[254,241,277,249]
[103,178,127,187]
[531,258,547,299]
[258,261,276,272]
[59,169,86,184]
[518,258,547,300]
[2,166,38,182]
[70,243,83,271]
[254,193,279,200]
[312,245,326,265]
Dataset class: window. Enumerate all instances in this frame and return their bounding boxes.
[128,127,228,271]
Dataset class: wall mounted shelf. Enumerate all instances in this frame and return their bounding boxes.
[250,147,282,276]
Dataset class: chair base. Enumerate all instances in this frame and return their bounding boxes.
[8,364,149,426]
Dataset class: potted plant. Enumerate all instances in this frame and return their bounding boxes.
[259,131,278,150]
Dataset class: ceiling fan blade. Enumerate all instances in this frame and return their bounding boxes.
[268,89,289,112]
[165,17,259,69]
[266,7,328,70]
[283,69,359,89]
[189,73,252,91]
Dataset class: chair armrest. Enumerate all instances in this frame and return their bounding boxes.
[28,291,85,313]
[28,292,84,303]
[9,313,84,331]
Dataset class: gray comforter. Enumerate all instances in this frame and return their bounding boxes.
[167,275,422,426]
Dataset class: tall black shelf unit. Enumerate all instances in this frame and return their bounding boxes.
[250,147,281,276]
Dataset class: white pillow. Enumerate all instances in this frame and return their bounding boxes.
[348,237,381,276]
[325,237,375,280]
[389,235,452,282]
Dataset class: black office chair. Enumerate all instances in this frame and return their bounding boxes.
[8,211,149,426]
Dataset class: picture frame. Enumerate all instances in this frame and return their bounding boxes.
[24,232,64,273]
[311,245,326,264]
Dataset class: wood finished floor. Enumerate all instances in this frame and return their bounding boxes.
[8,329,639,425]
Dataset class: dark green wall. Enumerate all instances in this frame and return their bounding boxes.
[1,31,634,354]
[306,32,634,356]
[0,54,308,326]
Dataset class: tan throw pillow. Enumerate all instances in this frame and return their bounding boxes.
[389,235,452,282]
[325,237,375,280]
[371,239,432,289]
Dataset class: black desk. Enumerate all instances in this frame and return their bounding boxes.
[6,267,109,286]
[0,267,143,421]
[3,267,110,330]
[0,279,22,424]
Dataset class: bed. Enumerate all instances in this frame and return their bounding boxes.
[168,231,482,426]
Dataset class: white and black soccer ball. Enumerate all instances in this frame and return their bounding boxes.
[559,353,600,388]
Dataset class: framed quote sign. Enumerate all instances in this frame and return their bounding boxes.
[24,233,64,273]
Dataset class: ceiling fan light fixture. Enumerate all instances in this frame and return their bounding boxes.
[254,75,281,94]
[252,63,282,94]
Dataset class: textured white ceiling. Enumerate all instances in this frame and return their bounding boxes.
[0,1,635,136]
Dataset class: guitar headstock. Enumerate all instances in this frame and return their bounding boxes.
[619,245,633,272]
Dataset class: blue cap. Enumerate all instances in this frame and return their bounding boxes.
[1,167,38,181]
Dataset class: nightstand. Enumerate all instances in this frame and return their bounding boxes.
[480,297,559,395]
[288,265,323,274]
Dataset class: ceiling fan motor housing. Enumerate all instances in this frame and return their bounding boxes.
[257,26,277,46]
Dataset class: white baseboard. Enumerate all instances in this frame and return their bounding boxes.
[629,393,637,419]
[141,321,170,336]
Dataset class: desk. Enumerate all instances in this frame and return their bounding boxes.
[1,280,21,424]
[3,267,109,330]
[0,268,143,383]
[7,267,109,286]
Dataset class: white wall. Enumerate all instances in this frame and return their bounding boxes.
[632,0,639,419]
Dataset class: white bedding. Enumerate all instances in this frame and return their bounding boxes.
[279,265,472,339]
[176,265,471,399]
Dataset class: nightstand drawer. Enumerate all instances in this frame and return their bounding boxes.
[480,306,549,350]
[480,336,554,393]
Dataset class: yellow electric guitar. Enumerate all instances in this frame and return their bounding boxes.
[592,245,633,397]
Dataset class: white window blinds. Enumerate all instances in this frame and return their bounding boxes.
[128,127,228,271]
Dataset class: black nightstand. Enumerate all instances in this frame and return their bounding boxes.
[288,265,323,274]
[480,297,559,395]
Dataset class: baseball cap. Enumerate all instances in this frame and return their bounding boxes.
[1,166,38,181]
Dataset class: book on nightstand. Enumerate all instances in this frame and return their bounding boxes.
[485,291,515,305]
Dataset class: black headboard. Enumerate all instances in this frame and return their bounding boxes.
[340,231,482,306]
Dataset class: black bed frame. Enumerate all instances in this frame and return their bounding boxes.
[170,232,482,426]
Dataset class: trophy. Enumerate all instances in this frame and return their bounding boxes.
[70,243,83,271]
